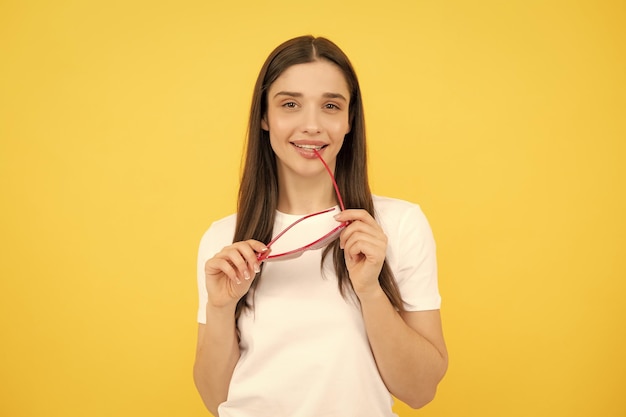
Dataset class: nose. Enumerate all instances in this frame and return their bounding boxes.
[300,107,321,135]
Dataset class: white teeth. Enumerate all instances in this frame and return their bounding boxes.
[294,144,324,151]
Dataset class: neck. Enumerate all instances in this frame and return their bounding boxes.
[276,170,338,215]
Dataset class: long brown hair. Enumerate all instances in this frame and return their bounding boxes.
[233,35,404,317]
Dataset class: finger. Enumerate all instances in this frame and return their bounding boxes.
[205,257,241,284]
[243,240,268,272]
[339,220,386,250]
[334,209,378,226]
[226,245,264,282]
[343,231,387,262]
[247,239,270,254]
[211,245,251,283]
[341,220,385,241]
[233,240,268,277]
[344,241,386,266]
[226,240,269,278]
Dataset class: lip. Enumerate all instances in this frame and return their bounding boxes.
[290,141,328,159]
[290,140,328,148]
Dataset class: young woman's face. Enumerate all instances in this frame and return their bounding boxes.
[262,60,351,178]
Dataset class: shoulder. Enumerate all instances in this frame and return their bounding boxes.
[372,194,435,255]
[204,213,237,236]
[198,213,237,258]
[373,195,430,232]
[373,194,422,214]
[374,196,440,311]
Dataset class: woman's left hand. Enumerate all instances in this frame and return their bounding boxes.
[333,209,387,297]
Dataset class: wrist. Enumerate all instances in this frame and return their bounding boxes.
[205,302,238,322]
[354,284,386,304]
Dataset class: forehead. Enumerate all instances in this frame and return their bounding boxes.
[268,60,350,98]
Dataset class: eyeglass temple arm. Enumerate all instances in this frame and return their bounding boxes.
[313,149,345,211]
[263,207,337,250]
[261,150,345,255]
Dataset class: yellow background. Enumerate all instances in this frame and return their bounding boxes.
[1,1,624,416]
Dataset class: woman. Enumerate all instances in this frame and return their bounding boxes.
[194,35,447,417]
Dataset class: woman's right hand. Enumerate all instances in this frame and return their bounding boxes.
[204,240,268,309]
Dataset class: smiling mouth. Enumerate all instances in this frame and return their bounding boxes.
[292,143,327,151]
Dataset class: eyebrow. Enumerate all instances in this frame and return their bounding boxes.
[273,91,348,102]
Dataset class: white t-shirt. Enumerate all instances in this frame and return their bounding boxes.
[197,195,441,417]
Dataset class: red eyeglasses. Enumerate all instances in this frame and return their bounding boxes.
[257,149,348,262]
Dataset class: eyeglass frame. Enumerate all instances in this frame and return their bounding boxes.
[257,149,348,262]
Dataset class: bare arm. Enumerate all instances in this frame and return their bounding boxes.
[193,307,240,415]
[359,289,447,408]
[193,239,267,415]
[335,209,447,408]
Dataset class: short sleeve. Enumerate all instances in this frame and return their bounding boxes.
[377,197,441,311]
[196,214,237,324]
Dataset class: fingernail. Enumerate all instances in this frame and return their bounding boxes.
[261,247,268,252]
[235,277,242,284]
[254,264,260,274]
[244,270,250,280]
[333,214,340,220]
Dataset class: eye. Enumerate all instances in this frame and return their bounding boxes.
[282,101,297,109]
[324,103,340,110]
